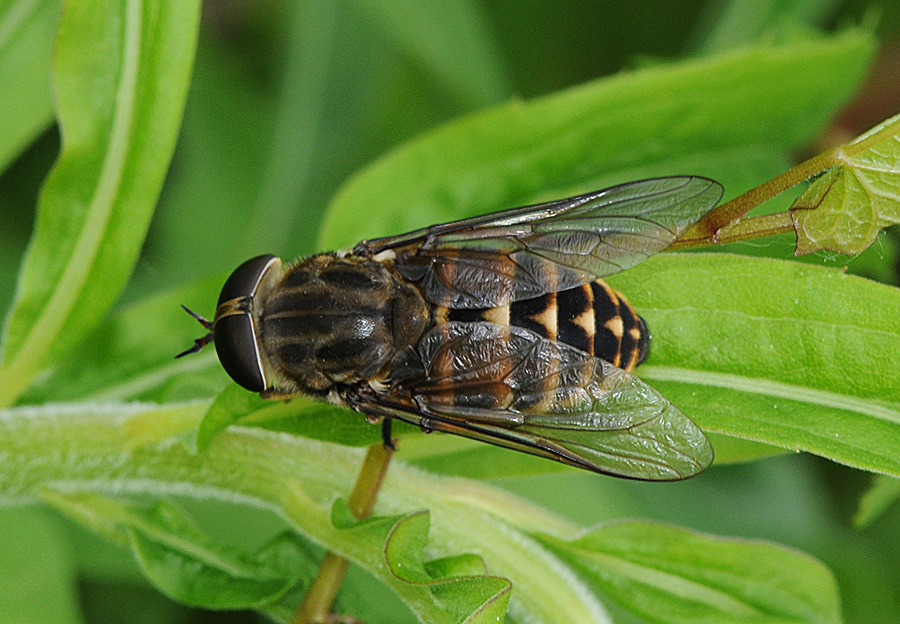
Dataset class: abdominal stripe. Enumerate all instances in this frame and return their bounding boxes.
[441,279,646,370]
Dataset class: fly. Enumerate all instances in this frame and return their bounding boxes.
[179,176,723,480]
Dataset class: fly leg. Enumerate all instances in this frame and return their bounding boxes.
[380,418,396,450]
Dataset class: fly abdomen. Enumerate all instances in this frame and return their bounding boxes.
[588,280,650,371]
[556,286,593,353]
[615,288,650,371]
[440,279,649,372]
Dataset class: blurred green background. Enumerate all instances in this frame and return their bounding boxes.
[2,1,900,622]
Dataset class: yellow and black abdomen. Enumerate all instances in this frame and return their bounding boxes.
[440,279,649,372]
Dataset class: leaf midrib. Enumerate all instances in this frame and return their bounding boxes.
[640,364,900,424]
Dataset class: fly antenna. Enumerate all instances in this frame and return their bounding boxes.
[176,305,214,358]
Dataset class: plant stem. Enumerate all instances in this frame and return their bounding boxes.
[290,440,394,624]
[671,211,797,250]
[671,148,839,250]
[672,111,900,251]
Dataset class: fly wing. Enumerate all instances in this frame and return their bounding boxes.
[357,177,722,308]
[369,322,713,480]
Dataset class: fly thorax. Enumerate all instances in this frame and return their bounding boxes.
[260,254,428,394]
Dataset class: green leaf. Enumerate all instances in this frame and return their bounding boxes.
[687,3,840,54]
[0,0,58,173]
[536,520,841,624]
[351,0,511,109]
[196,384,398,452]
[195,385,279,453]
[0,401,608,622]
[13,399,859,623]
[330,501,510,624]
[0,507,82,624]
[792,112,900,255]
[424,553,492,579]
[0,0,201,406]
[319,28,874,250]
[616,253,900,477]
[853,475,900,528]
[42,491,314,610]
[133,520,312,610]
[19,274,228,405]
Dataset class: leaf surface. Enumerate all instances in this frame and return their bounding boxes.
[792,112,900,255]
[320,29,874,250]
[0,0,201,406]
[537,520,841,624]
[0,0,58,171]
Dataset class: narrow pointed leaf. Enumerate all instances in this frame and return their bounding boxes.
[196,384,386,452]
[42,491,314,609]
[536,521,841,624]
[853,475,900,528]
[320,29,874,250]
[0,0,201,406]
[0,0,58,172]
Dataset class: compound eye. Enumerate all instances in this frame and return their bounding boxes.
[213,255,280,392]
[218,255,279,306]
[214,313,265,391]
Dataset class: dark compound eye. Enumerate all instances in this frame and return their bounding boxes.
[217,255,279,306]
[213,255,280,392]
[214,312,265,391]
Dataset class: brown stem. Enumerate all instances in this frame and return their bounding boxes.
[290,441,394,624]
[673,148,839,248]
[671,211,796,250]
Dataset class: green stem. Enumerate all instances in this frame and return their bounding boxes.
[672,112,900,250]
[290,441,393,624]
[290,553,350,624]
[672,148,839,250]
[671,211,796,250]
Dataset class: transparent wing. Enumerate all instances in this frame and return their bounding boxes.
[360,322,713,480]
[357,176,722,308]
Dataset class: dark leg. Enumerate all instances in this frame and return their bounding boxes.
[381,418,396,450]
